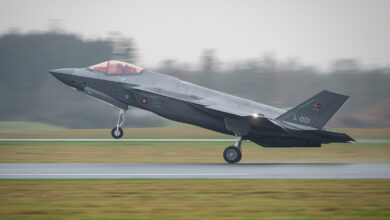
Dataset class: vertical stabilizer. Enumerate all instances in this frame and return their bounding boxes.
[276,90,349,129]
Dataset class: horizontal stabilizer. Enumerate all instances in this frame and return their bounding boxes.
[276,90,349,129]
[311,130,356,143]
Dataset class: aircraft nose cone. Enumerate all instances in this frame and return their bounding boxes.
[49,68,75,76]
[49,68,77,86]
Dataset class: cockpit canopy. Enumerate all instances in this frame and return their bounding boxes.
[89,60,143,75]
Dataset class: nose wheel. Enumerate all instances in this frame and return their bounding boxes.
[223,135,242,163]
[111,109,125,139]
[111,127,123,139]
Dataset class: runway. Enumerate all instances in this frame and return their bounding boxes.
[0,163,389,179]
[0,139,388,143]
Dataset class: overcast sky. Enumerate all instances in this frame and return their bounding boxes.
[1,0,389,67]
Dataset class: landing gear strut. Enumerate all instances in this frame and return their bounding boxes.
[223,135,242,163]
[111,109,125,139]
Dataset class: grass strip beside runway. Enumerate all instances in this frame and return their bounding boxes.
[0,179,389,220]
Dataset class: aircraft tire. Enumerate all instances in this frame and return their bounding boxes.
[223,146,242,163]
[111,127,123,139]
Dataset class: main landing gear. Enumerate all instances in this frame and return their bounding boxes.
[223,135,243,164]
[111,109,125,139]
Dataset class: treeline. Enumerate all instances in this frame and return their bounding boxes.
[0,32,389,128]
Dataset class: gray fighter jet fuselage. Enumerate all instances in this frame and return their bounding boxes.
[50,60,354,163]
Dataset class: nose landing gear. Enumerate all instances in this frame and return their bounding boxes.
[111,109,125,139]
[223,135,242,164]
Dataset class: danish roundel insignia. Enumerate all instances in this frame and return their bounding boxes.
[140,97,148,105]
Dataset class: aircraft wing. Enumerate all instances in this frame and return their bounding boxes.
[199,104,257,117]
[132,86,255,117]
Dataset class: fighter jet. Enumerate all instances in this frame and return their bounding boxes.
[49,60,355,163]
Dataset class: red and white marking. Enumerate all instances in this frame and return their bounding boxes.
[313,103,322,110]
[140,97,148,104]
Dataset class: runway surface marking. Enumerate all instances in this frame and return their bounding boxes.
[0,139,235,142]
[0,174,241,176]
[1,163,389,179]
[0,139,388,143]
